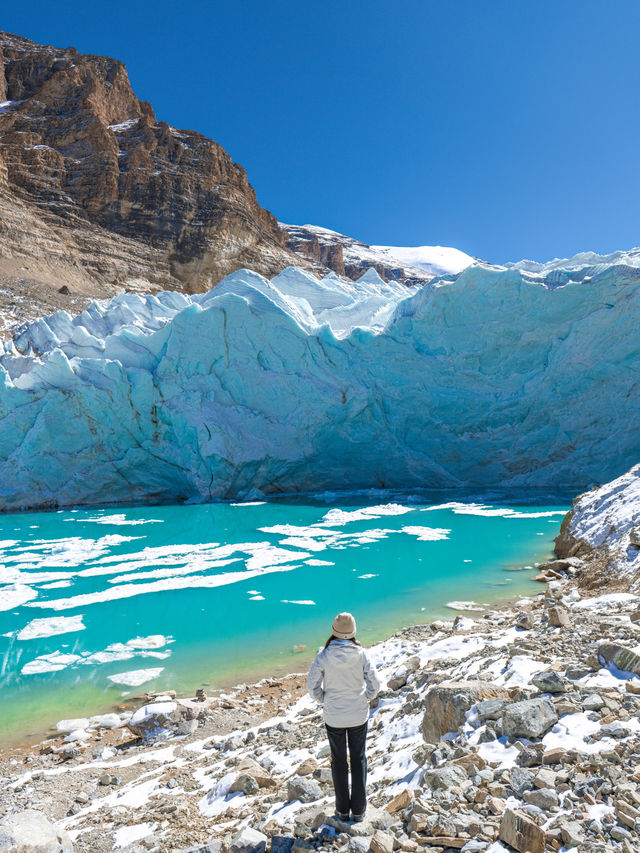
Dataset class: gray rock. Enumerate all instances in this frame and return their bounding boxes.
[312,767,333,783]
[582,693,605,711]
[515,613,534,630]
[461,842,489,853]
[422,763,468,790]
[501,697,558,739]
[0,810,74,852]
[523,787,559,809]
[287,775,323,803]
[229,773,260,796]
[127,701,184,738]
[547,606,570,627]
[175,718,198,736]
[422,681,510,742]
[610,824,633,841]
[561,821,585,847]
[270,839,294,853]
[229,828,267,853]
[179,843,225,853]
[312,806,394,837]
[508,767,535,796]
[516,743,545,767]
[476,698,509,722]
[348,838,370,853]
[531,669,566,694]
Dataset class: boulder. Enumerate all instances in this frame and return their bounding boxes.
[501,697,558,739]
[385,788,412,813]
[561,821,585,847]
[515,612,534,630]
[270,840,294,853]
[547,606,570,627]
[0,810,74,852]
[508,767,534,797]
[523,787,558,809]
[229,773,260,796]
[531,669,566,694]
[229,828,267,853]
[422,763,468,790]
[294,757,317,776]
[127,701,181,738]
[516,744,545,767]
[476,698,509,723]
[369,830,394,853]
[422,681,510,743]
[311,806,394,836]
[597,642,640,677]
[312,767,332,783]
[387,666,408,691]
[287,775,323,803]
[236,757,275,788]
[498,808,545,853]
[582,693,605,711]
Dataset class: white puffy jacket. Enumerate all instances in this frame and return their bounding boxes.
[306,639,381,727]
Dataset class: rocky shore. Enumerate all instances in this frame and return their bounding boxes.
[1,473,640,853]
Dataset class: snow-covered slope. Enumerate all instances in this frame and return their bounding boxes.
[280,223,476,283]
[555,464,640,586]
[369,243,475,277]
[2,258,640,510]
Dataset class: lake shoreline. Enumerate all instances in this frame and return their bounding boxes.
[1,550,638,852]
[0,562,554,752]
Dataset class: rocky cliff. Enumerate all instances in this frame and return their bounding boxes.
[0,31,308,331]
[281,222,476,285]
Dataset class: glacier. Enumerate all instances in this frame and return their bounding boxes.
[1,255,640,511]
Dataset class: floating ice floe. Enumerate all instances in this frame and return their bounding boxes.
[16,615,85,640]
[107,667,165,687]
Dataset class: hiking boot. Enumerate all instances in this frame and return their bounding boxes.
[352,812,365,823]
[335,811,350,822]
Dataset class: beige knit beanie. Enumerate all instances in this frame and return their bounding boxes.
[332,611,356,639]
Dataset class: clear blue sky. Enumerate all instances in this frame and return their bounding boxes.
[4,1,640,263]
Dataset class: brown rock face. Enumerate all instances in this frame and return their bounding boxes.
[499,808,545,853]
[0,31,309,331]
[421,680,510,744]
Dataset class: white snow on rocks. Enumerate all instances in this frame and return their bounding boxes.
[558,463,640,587]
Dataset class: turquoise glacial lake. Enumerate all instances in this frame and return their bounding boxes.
[0,492,570,745]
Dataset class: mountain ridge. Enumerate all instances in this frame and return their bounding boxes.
[0,30,311,331]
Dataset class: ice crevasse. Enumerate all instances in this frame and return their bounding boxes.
[1,256,640,511]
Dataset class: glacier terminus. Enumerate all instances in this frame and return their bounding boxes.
[1,251,640,511]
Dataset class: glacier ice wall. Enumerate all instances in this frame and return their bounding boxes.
[1,258,640,511]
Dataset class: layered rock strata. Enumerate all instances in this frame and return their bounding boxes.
[0,30,307,331]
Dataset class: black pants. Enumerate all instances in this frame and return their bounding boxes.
[325,721,368,817]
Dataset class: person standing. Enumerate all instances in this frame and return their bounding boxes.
[306,612,381,822]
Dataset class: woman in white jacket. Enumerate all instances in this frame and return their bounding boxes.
[306,612,381,822]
